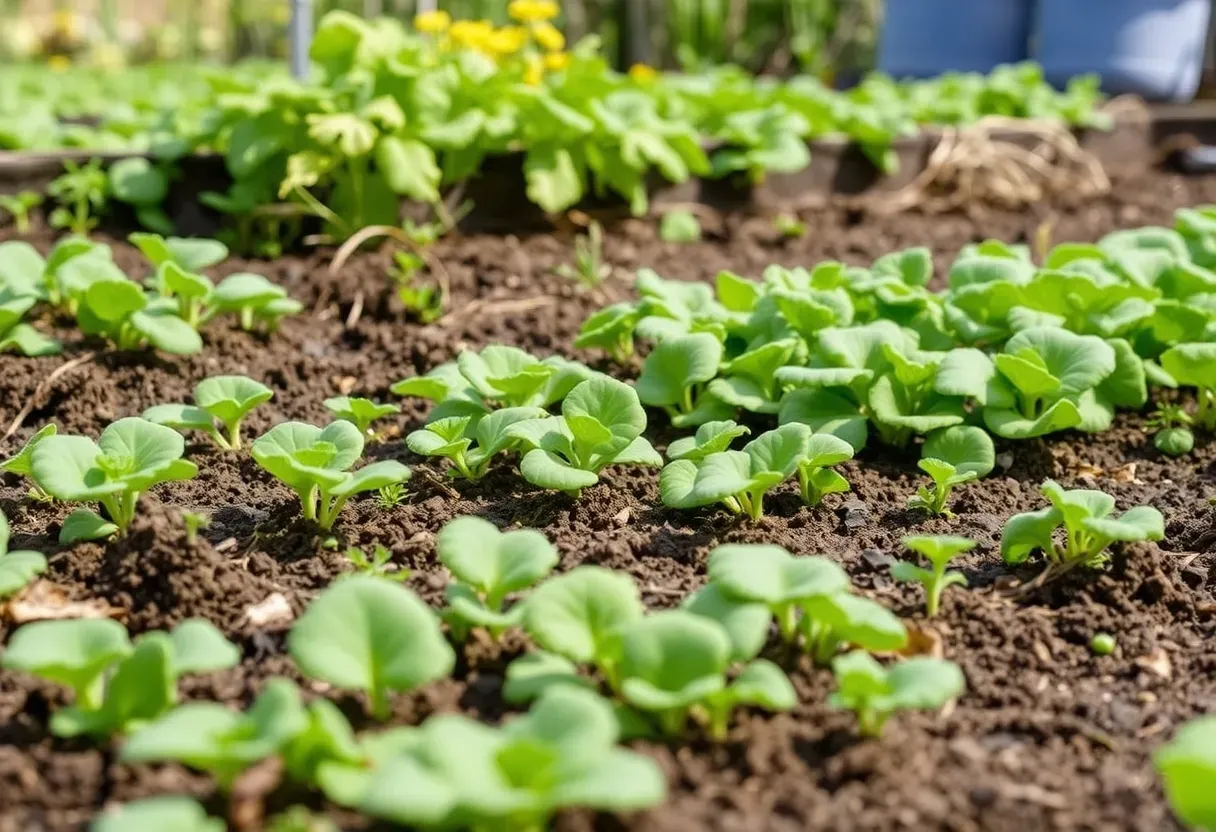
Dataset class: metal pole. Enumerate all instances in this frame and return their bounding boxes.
[290,0,313,80]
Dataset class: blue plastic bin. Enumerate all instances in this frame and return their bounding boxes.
[1038,0,1211,102]
[877,0,1035,78]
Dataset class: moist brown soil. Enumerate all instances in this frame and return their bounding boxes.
[3,167,1216,832]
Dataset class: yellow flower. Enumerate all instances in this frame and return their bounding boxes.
[449,19,493,50]
[51,10,77,38]
[544,51,569,72]
[629,63,658,82]
[531,21,565,52]
[414,10,451,34]
[508,0,559,23]
[47,54,71,72]
[524,55,545,86]
[484,25,527,57]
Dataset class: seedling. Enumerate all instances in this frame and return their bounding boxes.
[1001,480,1164,580]
[210,272,302,333]
[288,576,455,719]
[143,375,274,450]
[891,536,973,617]
[907,426,994,517]
[406,407,547,481]
[375,483,406,509]
[659,210,701,243]
[798,433,854,507]
[182,511,209,545]
[508,377,661,497]
[522,566,644,686]
[74,273,203,355]
[709,338,799,415]
[774,213,807,239]
[616,611,795,739]
[266,807,339,832]
[251,421,411,530]
[555,220,612,288]
[0,510,47,598]
[0,423,58,501]
[666,420,750,462]
[323,396,401,437]
[343,544,409,582]
[30,418,199,541]
[129,232,229,272]
[573,302,641,363]
[1090,633,1116,656]
[1146,404,1195,457]
[90,796,224,832]
[456,345,595,410]
[1160,343,1216,430]
[660,423,810,520]
[389,250,444,323]
[0,191,43,234]
[1154,716,1216,830]
[503,651,596,705]
[48,158,108,235]
[0,285,59,356]
[830,651,965,737]
[636,332,731,426]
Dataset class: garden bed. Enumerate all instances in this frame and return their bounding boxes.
[1,164,1215,832]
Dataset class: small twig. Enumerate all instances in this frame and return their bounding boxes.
[434,295,556,329]
[642,584,688,598]
[344,290,364,330]
[330,224,453,318]
[3,352,96,442]
[415,468,461,501]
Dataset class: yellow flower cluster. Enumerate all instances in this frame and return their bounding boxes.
[413,10,451,34]
[629,63,658,82]
[411,3,573,86]
[508,0,559,23]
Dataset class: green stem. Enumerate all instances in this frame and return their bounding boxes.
[657,708,686,737]
[226,420,242,450]
[925,575,943,618]
[298,487,318,522]
[776,603,798,643]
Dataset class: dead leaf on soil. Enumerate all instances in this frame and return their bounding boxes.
[1134,647,1172,679]
[897,624,944,659]
[335,375,358,395]
[229,755,284,832]
[1109,462,1141,484]
[4,580,127,623]
[245,592,294,628]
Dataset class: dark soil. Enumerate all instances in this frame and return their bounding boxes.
[3,166,1216,832]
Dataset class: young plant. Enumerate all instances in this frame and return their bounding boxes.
[1146,404,1195,457]
[573,302,641,363]
[389,250,444,323]
[343,544,409,582]
[0,509,47,597]
[616,610,796,739]
[774,213,807,239]
[829,651,965,738]
[455,345,596,410]
[91,796,224,832]
[436,516,558,640]
[376,483,406,509]
[0,285,60,356]
[891,535,974,617]
[129,232,229,273]
[522,566,644,687]
[508,377,661,497]
[143,375,274,450]
[635,332,730,426]
[666,420,751,461]
[659,423,810,520]
[1001,480,1165,580]
[323,396,400,438]
[555,220,612,288]
[48,158,109,235]
[0,191,43,234]
[659,210,702,243]
[251,421,411,530]
[30,418,199,541]
[1160,343,1216,430]
[182,511,209,545]
[0,423,58,502]
[907,426,994,517]
[288,576,455,719]
[74,274,203,355]
[798,433,854,507]
[1154,716,1216,831]
[406,407,547,481]
[210,273,302,333]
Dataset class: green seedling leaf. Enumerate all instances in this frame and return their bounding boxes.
[503,651,595,705]
[1,618,132,709]
[908,426,994,517]
[802,592,908,663]
[659,210,701,243]
[60,508,120,544]
[892,535,974,617]
[666,420,750,462]
[1154,716,1216,830]
[51,632,176,738]
[130,232,229,272]
[0,423,57,500]
[288,577,454,719]
[682,583,771,663]
[574,303,641,362]
[0,510,46,596]
[193,375,274,449]
[636,333,728,426]
[324,396,400,437]
[829,651,965,737]
[90,796,224,832]
[169,618,241,676]
[797,433,854,507]
[779,388,869,451]
[1161,342,1216,429]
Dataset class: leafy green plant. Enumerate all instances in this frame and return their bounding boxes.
[407,407,547,481]
[437,516,558,640]
[30,418,199,541]
[210,273,303,334]
[660,423,810,520]
[660,210,702,243]
[1161,343,1216,430]
[74,272,203,355]
[798,433,854,507]
[182,511,209,545]
[143,375,274,450]
[288,576,455,719]
[1154,716,1216,831]
[48,158,109,235]
[251,421,411,530]
[0,423,58,501]
[891,536,973,617]
[2,617,238,738]
[555,220,612,288]
[389,250,444,323]
[830,651,965,738]
[573,303,641,363]
[0,191,43,234]
[343,544,409,582]
[508,377,661,496]
[1146,403,1195,457]
[324,396,401,437]
[454,346,596,411]
[90,796,224,832]
[666,420,751,461]
[774,213,807,239]
[616,610,796,739]
[129,232,229,273]
[376,483,407,509]
[0,284,60,357]
[907,426,994,517]
[1001,480,1165,580]
[0,509,47,597]
[636,332,729,426]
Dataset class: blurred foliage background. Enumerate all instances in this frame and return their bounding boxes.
[2,0,882,80]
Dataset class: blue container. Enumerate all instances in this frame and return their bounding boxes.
[1038,0,1211,102]
[877,0,1035,78]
